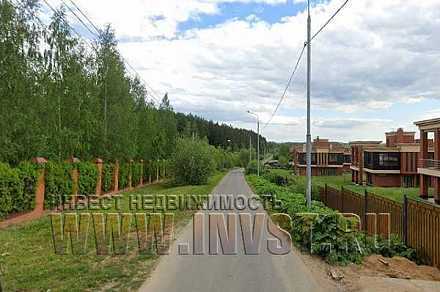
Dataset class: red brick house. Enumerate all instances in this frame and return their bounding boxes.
[351,128,433,188]
[291,137,351,176]
[414,118,440,203]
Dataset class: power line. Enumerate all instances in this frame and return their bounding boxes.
[311,0,350,41]
[41,0,97,51]
[261,0,351,130]
[60,0,99,39]
[263,43,306,129]
[65,0,162,103]
[67,0,101,35]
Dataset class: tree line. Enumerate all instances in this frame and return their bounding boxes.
[0,0,266,165]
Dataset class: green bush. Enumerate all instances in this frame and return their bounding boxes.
[77,162,98,196]
[132,162,143,186]
[17,161,39,212]
[143,160,153,182]
[263,170,289,186]
[44,161,73,209]
[102,163,113,193]
[0,163,22,218]
[118,162,130,189]
[172,137,215,185]
[245,160,265,175]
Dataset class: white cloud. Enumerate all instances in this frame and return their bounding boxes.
[45,0,440,142]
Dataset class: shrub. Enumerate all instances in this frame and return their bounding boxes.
[132,162,143,186]
[77,162,98,196]
[44,161,73,209]
[245,160,265,175]
[17,161,39,211]
[102,163,113,193]
[143,160,153,182]
[118,162,130,189]
[172,137,215,185]
[263,170,289,186]
[0,163,22,218]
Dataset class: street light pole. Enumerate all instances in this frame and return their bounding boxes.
[305,0,312,208]
[247,110,260,176]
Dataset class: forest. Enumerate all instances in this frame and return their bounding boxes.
[0,0,267,165]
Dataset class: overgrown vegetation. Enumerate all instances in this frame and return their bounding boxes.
[132,162,143,186]
[246,173,416,265]
[44,162,73,209]
[118,162,130,190]
[77,162,98,196]
[102,162,114,193]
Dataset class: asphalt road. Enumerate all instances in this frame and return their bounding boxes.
[139,169,322,292]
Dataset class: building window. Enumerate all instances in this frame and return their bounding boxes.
[328,153,344,165]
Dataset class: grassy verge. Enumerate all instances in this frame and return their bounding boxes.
[0,172,226,291]
[269,169,427,203]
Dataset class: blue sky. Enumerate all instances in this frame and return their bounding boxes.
[47,0,440,142]
[179,1,304,31]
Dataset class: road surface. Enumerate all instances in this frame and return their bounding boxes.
[139,169,322,292]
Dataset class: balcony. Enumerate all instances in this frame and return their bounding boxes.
[418,159,440,177]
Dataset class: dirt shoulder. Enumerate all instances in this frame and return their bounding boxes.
[295,249,440,292]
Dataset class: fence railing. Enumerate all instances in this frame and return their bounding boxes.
[320,185,440,269]
[419,159,440,170]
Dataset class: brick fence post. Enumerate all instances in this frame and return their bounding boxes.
[31,157,48,214]
[140,160,144,186]
[95,158,103,196]
[113,160,119,193]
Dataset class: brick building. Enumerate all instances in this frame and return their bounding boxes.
[351,128,434,188]
[414,118,440,203]
[291,137,351,176]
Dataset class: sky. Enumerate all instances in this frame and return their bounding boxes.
[45,0,440,142]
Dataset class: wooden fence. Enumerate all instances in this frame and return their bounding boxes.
[320,185,440,269]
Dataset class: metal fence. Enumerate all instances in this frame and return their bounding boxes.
[320,185,440,269]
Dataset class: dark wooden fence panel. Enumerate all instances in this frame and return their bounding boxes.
[319,185,440,269]
[326,186,342,211]
[341,188,364,216]
[407,199,440,268]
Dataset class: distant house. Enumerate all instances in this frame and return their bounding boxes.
[351,128,434,188]
[290,137,351,176]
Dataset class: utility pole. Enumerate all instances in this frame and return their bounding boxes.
[247,110,260,176]
[306,0,312,208]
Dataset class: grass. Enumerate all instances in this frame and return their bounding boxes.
[0,172,226,291]
[266,168,429,203]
